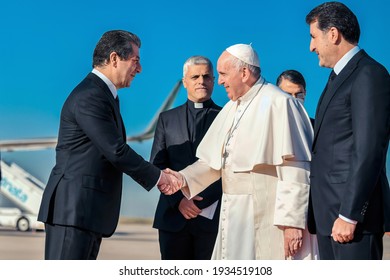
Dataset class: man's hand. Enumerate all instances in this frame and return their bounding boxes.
[282,227,303,258]
[157,168,185,195]
[178,196,203,219]
[331,217,356,243]
[157,170,180,195]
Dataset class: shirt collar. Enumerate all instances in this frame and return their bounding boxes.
[91,68,118,99]
[238,76,265,104]
[187,99,213,111]
[333,46,361,75]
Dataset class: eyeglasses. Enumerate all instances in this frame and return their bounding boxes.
[294,92,306,100]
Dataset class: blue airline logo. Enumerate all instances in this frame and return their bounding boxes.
[0,177,28,203]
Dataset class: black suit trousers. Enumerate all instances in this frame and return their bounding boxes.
[158,219,217,260]
[317,233,383,260]
[44,223,102,260]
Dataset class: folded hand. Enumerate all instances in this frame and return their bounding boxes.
[178,196,203,219]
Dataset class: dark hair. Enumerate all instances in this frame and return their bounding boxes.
[276,70,306,90]
[92,30,141,67]
[305,1,360,44]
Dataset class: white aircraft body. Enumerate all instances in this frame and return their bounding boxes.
[0,80,182,152]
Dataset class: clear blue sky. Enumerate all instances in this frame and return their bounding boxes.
[1,0,389,217]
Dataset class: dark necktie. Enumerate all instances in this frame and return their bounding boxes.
[115,96,120,112]
[315,70,337,118]
[329,70,337,82]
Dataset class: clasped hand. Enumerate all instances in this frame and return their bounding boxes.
[280,226,303,258]
[331,217,356,243]
[157,168,184,195]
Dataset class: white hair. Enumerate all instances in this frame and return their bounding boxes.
[227,55,261,79]
[183,55,213,77]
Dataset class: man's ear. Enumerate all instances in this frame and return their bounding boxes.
[182,77,188,89]
[109,52,118,67]
[328,27,340,44]
[241,67,250,83]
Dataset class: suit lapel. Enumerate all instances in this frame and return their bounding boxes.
[88,73,126,138]
[313,50,366,148]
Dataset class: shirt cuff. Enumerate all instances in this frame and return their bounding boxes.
[156,171,163,186]
[339,214,358,225]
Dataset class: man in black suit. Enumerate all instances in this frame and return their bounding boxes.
[150,56,222,259]
[276,70,307,104]
[306,2,390,259]
[276,69,315,127]
[38,30,177,260]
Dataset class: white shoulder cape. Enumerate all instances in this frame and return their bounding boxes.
[196,78,313,171]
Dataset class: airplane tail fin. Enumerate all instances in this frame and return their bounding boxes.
[126,79,182,142]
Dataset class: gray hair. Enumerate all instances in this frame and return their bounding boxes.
[183,56,214,77]
[227,55,261,79]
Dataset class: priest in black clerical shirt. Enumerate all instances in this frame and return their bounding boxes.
[150,56,222,260]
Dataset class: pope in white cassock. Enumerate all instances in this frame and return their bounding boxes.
[166,44,319,260]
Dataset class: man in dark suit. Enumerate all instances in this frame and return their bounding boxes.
[276,69,315,127]
[150,56,222,259]
[276,70,307,104]
[38,30,177,260]
[306,2,390,259]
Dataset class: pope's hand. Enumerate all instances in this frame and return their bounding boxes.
[157,168,185,195]
[282,226,303,258]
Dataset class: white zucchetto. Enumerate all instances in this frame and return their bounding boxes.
[226,43,260,67]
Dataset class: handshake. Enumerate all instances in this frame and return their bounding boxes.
[157,168,185,195]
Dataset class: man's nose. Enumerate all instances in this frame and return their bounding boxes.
[309,40,315,52]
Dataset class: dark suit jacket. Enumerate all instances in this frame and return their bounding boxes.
[151,101,222,233]
[308,50,390,236]
[38,73,161,237]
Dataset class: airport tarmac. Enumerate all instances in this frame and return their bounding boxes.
[0,221,160,260]
[1,222,389,260]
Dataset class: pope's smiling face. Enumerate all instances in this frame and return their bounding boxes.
[217,51,246,101]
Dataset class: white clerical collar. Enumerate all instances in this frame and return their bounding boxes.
[238,76,265,104]
[333,46,360,75]
[194,102,204,109]
[91,68,118,99]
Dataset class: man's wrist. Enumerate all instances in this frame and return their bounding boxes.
[156,171,163,185]
[179,172,187,189]
[339,214,357,225]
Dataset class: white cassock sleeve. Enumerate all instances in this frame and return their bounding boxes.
[180,159,221,199]
[274,160,310,229]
